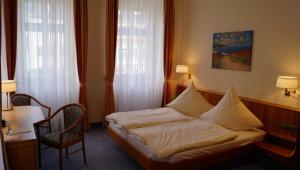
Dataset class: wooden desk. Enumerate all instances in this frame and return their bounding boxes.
[2,106,44,170]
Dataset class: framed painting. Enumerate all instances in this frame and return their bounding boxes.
[212,31,253,71]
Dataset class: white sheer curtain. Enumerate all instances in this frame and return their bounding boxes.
[16,0,79,129]
[1,2,8,108]
[114,0,164,112]
[1,2,7,80]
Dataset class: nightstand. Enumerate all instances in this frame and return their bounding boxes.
[257,129,299,169]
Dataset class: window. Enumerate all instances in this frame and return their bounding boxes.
[114,0,164,111]
[21,1,66,71]
[16,0,79,129]
[115,10,148,74]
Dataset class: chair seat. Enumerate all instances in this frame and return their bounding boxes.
[40,131,82,146]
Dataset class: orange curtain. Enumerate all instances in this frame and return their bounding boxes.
[0,1,2,63]
[74,0,89,129]
[162,0,175,106]
[3,0,17,80]
[104,0,119,119]
[0,1,2,70]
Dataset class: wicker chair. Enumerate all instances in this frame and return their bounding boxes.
[11,93,51,131]
[34,103,87,170]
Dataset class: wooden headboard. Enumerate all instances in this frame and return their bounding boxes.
[176,84,300,135]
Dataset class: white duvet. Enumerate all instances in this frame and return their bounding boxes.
[129,119,238,158]
[106,107,194,130]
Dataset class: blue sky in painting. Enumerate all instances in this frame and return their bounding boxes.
[213,31,253,47]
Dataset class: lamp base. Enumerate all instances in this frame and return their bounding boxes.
[284,88,296,96]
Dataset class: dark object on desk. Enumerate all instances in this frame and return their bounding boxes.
[1,120,7,128]
[34,103,87,170]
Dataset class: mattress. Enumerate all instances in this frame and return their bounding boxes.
[109,122,265,163]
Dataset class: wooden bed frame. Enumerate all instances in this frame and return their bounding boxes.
[107,84,300,170]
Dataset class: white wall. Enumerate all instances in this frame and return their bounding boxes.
[174,0,300,108]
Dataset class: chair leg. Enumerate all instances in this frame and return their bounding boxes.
[38,142,42,168]
[59,149,63,170]
[82,139,87,165]
[48,121,52,133]
[65,147,68,159]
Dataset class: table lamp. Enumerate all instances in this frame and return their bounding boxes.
[1,80,17,111]
[176,65,191,84]
[276,76,298,96]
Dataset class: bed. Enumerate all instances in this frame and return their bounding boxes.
[106,84,300,170]
[107,123,263,170]
[109,121,265,161]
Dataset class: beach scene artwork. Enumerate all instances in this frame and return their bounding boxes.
[212,31,253,71]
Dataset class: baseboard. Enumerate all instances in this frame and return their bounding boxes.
[90,122,103,128]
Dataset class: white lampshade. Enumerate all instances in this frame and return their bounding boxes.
[276,76,298,89]
[176,65,188,73]
[1,80,17,93]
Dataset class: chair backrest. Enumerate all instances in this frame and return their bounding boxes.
[63,104,84,133]
[11,94,31,106]
[11,94,51,119]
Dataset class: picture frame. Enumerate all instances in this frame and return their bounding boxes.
[212,31,253,71]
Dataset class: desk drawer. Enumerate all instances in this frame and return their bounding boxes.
[6,140,38,170]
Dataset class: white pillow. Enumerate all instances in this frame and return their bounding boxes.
[200,86,263,130]
[167,82,213,117]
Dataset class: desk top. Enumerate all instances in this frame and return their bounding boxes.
[2,106,44,143]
